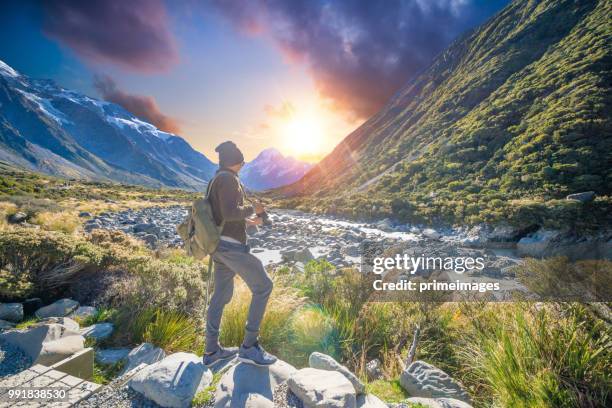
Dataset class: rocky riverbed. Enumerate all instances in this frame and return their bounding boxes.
[83,206,525,287]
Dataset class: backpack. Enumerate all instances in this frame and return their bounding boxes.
[177,170,232,258]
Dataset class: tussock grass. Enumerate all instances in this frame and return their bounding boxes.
[281,305,340,367]
[32,211,81,234]
[458,303,611,407]
[219,279,304,355]
[115,307,202,354]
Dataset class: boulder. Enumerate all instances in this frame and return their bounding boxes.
[405,397,473,408]
[399,361,470,403]
[214,358,296,408]
[70,306,98,320]
[35,298,79,319]
[142,234,159,247]
[566,191,595,203]
[0,323,84,366]
[241,393,275,408]
[309,352,365,394]
[122,342,166,374]
[365,359,383,381]
[0,303,23,323]
[423,229,441,240]
[79,211,92,218]
[288,367,356,408]
[356,394,387,408]
[517,229,561,258]
[0,319,15,330]
[40,317,79,331]
[80,322,113,341]
[96,348,131,365]
[130,352,213,408]
[8,211,27,224]
[376,219,394,232]
[282,248,315,263]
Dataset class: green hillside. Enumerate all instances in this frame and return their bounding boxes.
[280,0,612,230]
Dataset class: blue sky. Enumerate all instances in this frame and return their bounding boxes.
[0,0,509,162]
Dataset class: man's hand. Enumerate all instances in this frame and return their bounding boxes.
[254,201,265,215]
[246,216,263,226]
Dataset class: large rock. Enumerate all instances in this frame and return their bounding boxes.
[0,303,23,323]
[309,352,365,394]
[8,211,27,224]
[40,317,80,332]
[516,229,561,258]
[130,352,213,408]
[365,359,383,381]
[0,323,84,365]
[214,358,297,408]
[356,394,387,408]
[405,397,473,408]
[288,367,356,408]
[241,393,275,408]
[282,248,315,263]
[80,323,113,341]
[70,306,98,320]
[122,342,166,374]
[0,319,15,330]
[35,298,79,319]
[566,191,595,203]
[96,348,131,365]
[423,229,441,240]
[399,361,470,403]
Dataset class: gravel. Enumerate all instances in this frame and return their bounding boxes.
[0,338,32,378]
[74,384,162,408]
[273,382,303,408]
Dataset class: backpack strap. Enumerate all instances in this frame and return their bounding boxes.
[205,169,239,232]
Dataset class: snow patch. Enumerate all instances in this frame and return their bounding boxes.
[16,89,71,125]
[107,116,173,141]
[0,60,19,78]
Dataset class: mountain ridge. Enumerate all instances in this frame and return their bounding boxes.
[279,0,611,229]
[240,148,312,191]
[0,60,216,190]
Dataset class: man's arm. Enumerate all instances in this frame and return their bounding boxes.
[217,175,254,221]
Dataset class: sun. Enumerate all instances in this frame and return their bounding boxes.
[281,114,325,159]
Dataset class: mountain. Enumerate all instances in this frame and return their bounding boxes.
[240,148,312,191]
[280,0,611,229]
[0,60,216,189]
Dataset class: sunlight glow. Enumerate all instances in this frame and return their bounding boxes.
[282,114,325,158]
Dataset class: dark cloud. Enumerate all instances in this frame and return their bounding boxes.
[94,74,181,133]
[42,0,178,73]
[210,0,509,118]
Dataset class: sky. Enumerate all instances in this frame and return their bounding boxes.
[0,0,510,162]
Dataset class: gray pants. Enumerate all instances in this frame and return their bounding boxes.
[205,242,273,352]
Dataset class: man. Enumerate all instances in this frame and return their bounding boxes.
[203,141,277,366]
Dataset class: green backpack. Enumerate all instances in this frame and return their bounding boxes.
[177,170,231,259]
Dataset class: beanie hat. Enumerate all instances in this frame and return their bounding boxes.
[215,141,244,168]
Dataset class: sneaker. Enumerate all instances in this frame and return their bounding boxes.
[203,346,239,366]
[238,342,277,366]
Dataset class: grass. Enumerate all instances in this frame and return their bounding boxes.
[92,360,125,385]
[219,279,304,358]
[192,372,223,406]
[366,379,408,403]
[115,308,203,354]
[31,211,81,234]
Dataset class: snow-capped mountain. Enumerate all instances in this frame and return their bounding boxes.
[0,59,216,189]
[240,148,312,191]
